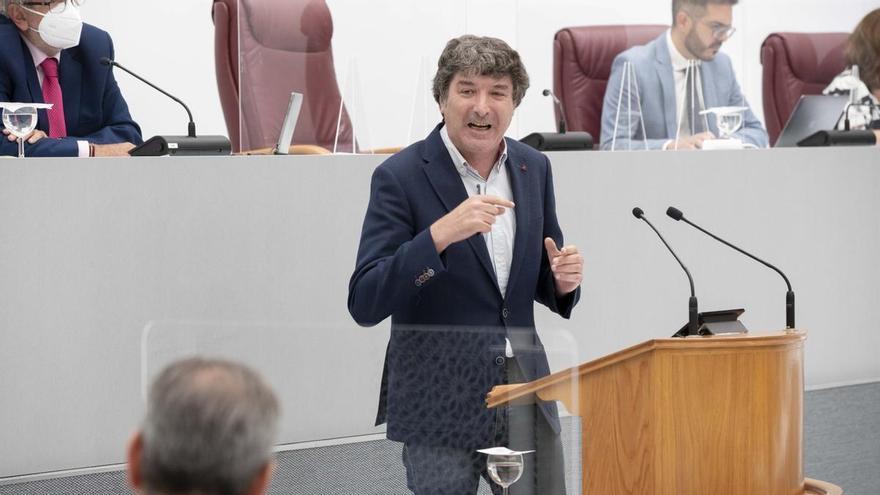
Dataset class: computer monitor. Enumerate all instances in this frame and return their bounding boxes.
[774,95,848,148]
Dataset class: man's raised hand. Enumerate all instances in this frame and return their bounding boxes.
[544,237,583,296]
[430,195,514,253]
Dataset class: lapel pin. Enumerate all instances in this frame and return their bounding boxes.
[520,164,527,173]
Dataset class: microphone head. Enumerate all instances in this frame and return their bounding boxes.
[99,57,113,66]
[666,206,684,221]
[632,207,644,219]
[542,89,551,97]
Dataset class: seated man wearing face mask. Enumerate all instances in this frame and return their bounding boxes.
[0,0,142,157]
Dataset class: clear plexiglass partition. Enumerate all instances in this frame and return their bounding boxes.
[141,321,585,494]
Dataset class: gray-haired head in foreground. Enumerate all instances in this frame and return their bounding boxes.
[432,35,530,107]
[140,357,280,495]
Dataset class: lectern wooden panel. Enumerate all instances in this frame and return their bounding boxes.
[486,331,842,494]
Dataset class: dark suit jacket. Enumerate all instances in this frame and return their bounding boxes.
[0,16,142,157]
[348,124,580,448]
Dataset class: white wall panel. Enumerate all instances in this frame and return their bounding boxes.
[81,1,227,139]
[1,148,879,478]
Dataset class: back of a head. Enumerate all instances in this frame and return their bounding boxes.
[140,358,280,495]
[846,8,880,92]
[671,0,739,25]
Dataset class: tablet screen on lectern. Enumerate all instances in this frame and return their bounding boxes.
[775,95,848,148]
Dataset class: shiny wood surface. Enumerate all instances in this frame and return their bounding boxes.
[239,144,332,155]
[487,331,843,494]
[805,478,844,495]
[239,145,403,155]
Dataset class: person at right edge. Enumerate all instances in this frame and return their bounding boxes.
[600,0,768,150]
[824,7,880,143]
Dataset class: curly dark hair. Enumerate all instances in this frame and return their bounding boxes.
[432,35,530,107]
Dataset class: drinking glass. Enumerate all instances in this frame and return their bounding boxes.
[700,106,746,141]
[487,453,524,495]
[717,111,743,139]
[2,105,38,158]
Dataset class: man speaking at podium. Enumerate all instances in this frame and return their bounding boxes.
[0,0,141,157]
[349,35,583,495]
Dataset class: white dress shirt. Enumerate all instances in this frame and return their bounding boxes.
[665,30,708,148]
[440,125,516,357]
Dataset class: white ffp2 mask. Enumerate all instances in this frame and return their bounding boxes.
[24,2,83,50]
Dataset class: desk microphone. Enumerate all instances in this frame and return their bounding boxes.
[542,89,568,133]
[633,207,699,336]
[847,65,861,131]
[666,206,795,329]
[100,57,195,137]
[100,57,230,156]
[520,90,592,151]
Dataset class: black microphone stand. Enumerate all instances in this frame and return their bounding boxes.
[100,57,231,156]
[667,206,795,329]
[633,207,700,336]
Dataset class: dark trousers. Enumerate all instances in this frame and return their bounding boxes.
[401,358,566,495]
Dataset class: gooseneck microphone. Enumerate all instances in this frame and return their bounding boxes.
[666,206,795,329]
[100,57,230,156]
[542,89,568,134]
[633,207,700,336]
[844,64,860,131]
[520,90,591,150]
[100,57,196,138]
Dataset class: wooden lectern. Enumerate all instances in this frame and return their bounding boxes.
[486,331,842,494]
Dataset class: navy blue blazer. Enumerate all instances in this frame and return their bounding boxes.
[348,124,580,448]
[0,16,142,157]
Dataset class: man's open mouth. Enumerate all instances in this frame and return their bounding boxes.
[468,123,492,130]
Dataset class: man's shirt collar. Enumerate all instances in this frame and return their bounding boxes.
[440,124,508,180]
[20,33,56,70]
[667,29,699,72]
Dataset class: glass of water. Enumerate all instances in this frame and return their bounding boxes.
[717,111,743,139]
[700,107,747,142]
[487,453,524,495]
[2,105,39,158]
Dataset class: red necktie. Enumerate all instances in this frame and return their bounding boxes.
[40,58,67,138]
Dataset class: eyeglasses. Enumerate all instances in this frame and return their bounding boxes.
[20,0,81,12]
[706,22,736,40]
[685,10,736,41]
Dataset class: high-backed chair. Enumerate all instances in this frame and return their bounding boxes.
[212,0,354,153]
[761,32,848,145]
[553,25,667,145]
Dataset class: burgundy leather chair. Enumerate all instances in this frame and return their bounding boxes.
[761,32,848,145]
[553,25,667,146]
[212,0,353,153]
